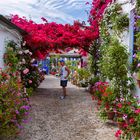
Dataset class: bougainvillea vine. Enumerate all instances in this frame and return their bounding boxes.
[11,0,112,59]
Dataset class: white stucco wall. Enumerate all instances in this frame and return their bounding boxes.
[116,0,140,98]
[0,24,22,68]
[116,0,135,47]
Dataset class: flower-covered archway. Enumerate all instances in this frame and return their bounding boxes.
[11,0,112,59]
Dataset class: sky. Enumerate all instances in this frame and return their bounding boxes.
[0,0,92,24]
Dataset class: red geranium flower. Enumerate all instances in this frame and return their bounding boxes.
[129,118,135,124]
[115,130,122,137]
[117,103,123,108]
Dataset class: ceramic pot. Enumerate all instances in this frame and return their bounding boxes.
[107,111,115,120]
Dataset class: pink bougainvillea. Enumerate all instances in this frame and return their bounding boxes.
[11,0,112,59]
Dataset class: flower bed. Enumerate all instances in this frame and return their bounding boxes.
[4,41,45,90]
[0,68,30,137]
[91,80,140,139]
[0,40,45,137]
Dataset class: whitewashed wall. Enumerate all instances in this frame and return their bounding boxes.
[116,0,140,98]
[116,0,134,47]
[0,24,22,68]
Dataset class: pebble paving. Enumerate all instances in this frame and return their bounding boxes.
[7,75,117,140]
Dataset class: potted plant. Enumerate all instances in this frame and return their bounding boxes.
[100,86,116,120]
[77,68,91,87]
[92,81,109,101]
[106,108,115,120]
[131,108,140,139]
[89,76,100,94]
[115,97,136,121]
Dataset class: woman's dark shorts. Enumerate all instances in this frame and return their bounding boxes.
[60,80,68,87]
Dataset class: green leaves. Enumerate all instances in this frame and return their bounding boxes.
[0,109,2,116]
[100,3,129,40]
[4,41,20,72]
[136,0,140,14]
[100,38,128,80]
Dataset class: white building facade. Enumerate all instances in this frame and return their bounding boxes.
[0,15,26,68]
[114,0,140,98]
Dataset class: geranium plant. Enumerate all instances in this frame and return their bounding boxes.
[92,81,109,100]
[100,86,116,109]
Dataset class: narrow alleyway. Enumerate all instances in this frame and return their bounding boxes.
[15,75,117,140]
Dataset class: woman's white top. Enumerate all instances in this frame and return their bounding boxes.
[60,66,68,81]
